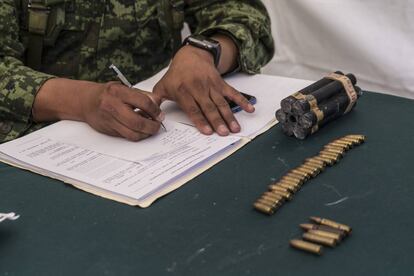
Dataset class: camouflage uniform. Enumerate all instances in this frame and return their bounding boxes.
[0,0,274,143]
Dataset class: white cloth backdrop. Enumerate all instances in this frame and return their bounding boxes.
[261,0,414,99]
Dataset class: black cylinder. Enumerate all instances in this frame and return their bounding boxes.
[292,73,357,115]
[280,71,344,113]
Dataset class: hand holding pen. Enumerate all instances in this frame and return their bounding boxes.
[109,64,167,132]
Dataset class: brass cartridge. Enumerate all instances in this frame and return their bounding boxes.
[346,134,366,142]
[311,155,334,166]
[279,178,303,186]
[300,223,346,238]
[303,162,325,173]
[263,191,285,202]
[325,144,348,152]
[271,189,293,201]
[310,217,352,234]
[257,198,280,209]
[320,148,344,157]
[304,158,326,168]
[290,239,323,255]
[253,202,274,215]
[331,140,353,149]
[279,182,300,192]
[302,232,337,247]
[338,137,360,146]
[283,173,306,184]
[290,169,311,180]
[261,193,284,203]
[319,152,340,164]
[268,185,290,193]
[278,182,299,193]
[300,164,321,174]
[308,229,342,242]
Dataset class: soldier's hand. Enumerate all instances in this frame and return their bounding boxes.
[153,43,254,136]
[33,79,164,142]
[82,82,164,141]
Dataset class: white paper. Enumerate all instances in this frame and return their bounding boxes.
[0,128,240,203]
[33,120,239,163]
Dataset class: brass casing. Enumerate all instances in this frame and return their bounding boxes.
[302,232,337,247]
[308,229,342,242]
[254,202,274,215]
[283,174,306,183]
[269,185,290,193]
[290,239,323,255]
[271,189,293,201]
[310,217,352,234]
[263,192,285,202]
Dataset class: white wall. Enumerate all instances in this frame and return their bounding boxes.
[262,0,414,99]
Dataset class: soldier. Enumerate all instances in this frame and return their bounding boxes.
[0,0,274,143]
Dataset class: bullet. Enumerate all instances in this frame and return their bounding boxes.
[308,229,342,242]
[307,156,330,166]
[310,217,352,234]
[313,155,336,166]
[290,239,323,255]
[305,158,326,167]
[321,148,344,157]
[319,152,341,161]
[303,232,337,247]
[294,167,318,178]
[339,139,361,147]
[324,144,348,152]
[278,182,300,193]
[263,191,285,202]
[300,223,346,238]
[303,161,325,171]
[279,180,302,191]
[261,196,284,208]
[346,134,366,142]
[331,140,353,149]
[269,185,290,193]
[290,169,311,180]
[283,173,306,183]
[292,167,313,177]
[300,164,321,174]
[256,199,280,211]
[279,178,303,187]
[254,202,274,215]
[271,189,293,201]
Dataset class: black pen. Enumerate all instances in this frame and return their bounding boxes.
[109,64,167,131]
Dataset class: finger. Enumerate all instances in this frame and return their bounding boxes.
[111,119,150,142]
[222,81,255,113]
[194,91,230,136]
[101,97,161,135]
[175,89,213,135]
[210,91,241,133]
[112,85,164,121]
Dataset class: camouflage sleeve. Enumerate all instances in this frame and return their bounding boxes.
[0,0,55,142]
[184,0,275,74]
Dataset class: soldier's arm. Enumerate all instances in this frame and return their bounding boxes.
[0,1,163,143]
[153,0,274,136]
[185,0,275,74]
[0,0,55,142]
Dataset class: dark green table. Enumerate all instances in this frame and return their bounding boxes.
[1,92,414,275]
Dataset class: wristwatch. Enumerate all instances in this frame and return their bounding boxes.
[182,35,221,67]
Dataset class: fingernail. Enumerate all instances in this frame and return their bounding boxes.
[248,104,255,112]
[157,112,165,122]
[218,125,229,136]
[230,121,240,132]
[203,125,213,134]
